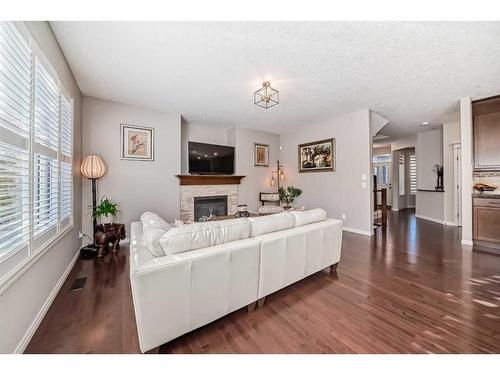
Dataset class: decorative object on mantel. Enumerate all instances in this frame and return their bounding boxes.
[121,123,154,161]
[474,182,496,193]
[234,204,250,218]
[80,154,106,259]
[433,164,444,191]
[270,160,285,189]
[298,138,335,172]
[279,186,303,210]
[254,81,279,109]
[176,175,245,185]
[254,143,269,167]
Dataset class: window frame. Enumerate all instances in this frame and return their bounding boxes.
[0,21,74,290]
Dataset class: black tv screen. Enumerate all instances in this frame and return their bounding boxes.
[188,142,235,175]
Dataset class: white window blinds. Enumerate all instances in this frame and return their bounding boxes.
[409,153,417,195]
[0,21,74,278]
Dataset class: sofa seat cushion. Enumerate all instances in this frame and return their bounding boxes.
[159,218,251,255]
[291,208,327,227]
[247,212,295,237]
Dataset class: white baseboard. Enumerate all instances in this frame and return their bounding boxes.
[461,239,474,246]
[444,221,458,226]
[343,227,373,236]
[14,249,80,354]
[415,214,445,225]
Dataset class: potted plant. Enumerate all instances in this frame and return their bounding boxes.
[278,186,303,210]
[93,197,120,224]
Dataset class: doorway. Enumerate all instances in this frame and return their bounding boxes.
[454,145,462,226]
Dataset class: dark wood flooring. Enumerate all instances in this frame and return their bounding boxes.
[25,209,500,353]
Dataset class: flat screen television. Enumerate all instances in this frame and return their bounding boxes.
[188,141,235,175]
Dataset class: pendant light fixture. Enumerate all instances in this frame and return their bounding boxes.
[254,81,279,109]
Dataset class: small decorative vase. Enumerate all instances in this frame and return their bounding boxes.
[234,204,250,218]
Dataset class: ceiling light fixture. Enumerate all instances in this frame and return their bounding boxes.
[421,122,430,126]
[254,81,279,109]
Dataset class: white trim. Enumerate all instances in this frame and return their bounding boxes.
[343,226,373,236]
[391,208,399,212]
[444,221,458,226]
[14,248,79,354]
[461,239,473,246]
[0,225,74,294]
[415,214,445,225]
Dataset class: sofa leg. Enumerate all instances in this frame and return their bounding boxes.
[247,301,257,312]
[330,262,339,273]
[257,297,266,308]
[145,346,160,354]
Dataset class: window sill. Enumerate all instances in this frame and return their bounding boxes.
[0,224,75,295]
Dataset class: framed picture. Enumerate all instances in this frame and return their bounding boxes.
[121,124,154,161]
[298,138,335,173]
[254,143,269,167]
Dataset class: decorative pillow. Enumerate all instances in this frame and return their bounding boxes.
[247,212,295,237]
[290,208,327,227]
[159,218,251,255]
[143,227,167,257]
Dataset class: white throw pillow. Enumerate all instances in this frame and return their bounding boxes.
[247,212,295,237]
[291,208,327,227]
[159,218,251,255]
[143,227,167,257]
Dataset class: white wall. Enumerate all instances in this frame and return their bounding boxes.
[82,97,181,237]
[0,22,82,353]
[180,120,230,174]
[280,109,373,235]
[230,127,280,213]
[443,121,460,225]
[460,97,473,246]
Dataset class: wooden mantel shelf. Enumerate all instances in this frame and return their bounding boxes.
[176,175,245,186]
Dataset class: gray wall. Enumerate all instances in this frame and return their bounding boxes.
[82,96,181,237]
[0,22,82,353]
[280,109,373,235]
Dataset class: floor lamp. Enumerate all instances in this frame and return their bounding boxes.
[80,154,106,259]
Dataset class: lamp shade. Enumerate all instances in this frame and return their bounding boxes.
[81,155,106,179]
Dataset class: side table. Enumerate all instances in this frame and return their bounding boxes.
[95,223,126,258]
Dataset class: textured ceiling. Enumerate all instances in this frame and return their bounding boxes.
[50,21,500,137]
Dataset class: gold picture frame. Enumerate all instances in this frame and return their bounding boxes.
[254,143,269,167]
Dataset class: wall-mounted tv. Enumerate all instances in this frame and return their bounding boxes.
[188,141,235,175]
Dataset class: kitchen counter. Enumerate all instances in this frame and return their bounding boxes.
[473,193,500,199]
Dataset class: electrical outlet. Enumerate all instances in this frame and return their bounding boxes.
[342,213,346,220]
[79,230,85,239]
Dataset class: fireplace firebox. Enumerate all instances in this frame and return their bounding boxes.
[193,195,228,221]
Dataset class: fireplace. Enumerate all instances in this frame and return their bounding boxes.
[193,195,228,221]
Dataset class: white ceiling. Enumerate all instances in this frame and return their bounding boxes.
[50,21,500,137]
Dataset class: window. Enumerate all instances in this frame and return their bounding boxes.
[0,22,73,279]
[398,152,405,196]
[409,153,417,195]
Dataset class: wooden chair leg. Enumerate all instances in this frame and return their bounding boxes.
[247,301,256,312]
[330,262,339,273]
[257,297,266,308]
[145,346,160,354]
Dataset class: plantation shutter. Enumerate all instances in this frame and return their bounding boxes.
[33,56,59,243]
[0,22,32,260]
[409,153,417,195]
[60,89,72,226]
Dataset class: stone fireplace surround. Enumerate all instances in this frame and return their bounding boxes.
[180,184,239,222]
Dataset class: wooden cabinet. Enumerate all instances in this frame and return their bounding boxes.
[473,198,500,243]
[473,97,500,170]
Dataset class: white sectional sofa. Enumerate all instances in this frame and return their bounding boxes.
[129,209,343,353]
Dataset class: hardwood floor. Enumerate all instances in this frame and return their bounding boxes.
[25,209,500,353]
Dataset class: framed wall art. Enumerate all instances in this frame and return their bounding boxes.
[254,143,269,167]
[121,124,154,161]
[298,138,335,173]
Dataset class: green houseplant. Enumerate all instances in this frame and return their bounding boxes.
[278,186,303,209]
[93,197,120,224]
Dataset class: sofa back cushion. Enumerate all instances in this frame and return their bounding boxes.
[291,208,327,227]
[140,212,172,257]
[140,211,172,232]
[247,212,295,237]
[159,218,251,255]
